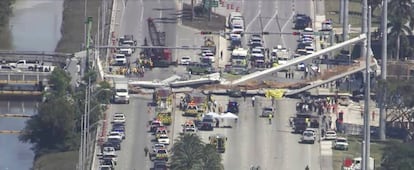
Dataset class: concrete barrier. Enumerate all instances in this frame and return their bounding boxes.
[0,130,22,134]
[0,114,32,118]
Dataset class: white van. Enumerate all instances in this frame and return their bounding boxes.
[113,83,130,104]
[228,12,243,28]
[231,19,245,34]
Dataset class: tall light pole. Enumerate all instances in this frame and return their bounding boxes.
[342,0,349,41]
[362,6,372,170]
[379,0,388,141]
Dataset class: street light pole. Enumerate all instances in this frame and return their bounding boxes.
[362,6,372,170]
[379,0,388,141]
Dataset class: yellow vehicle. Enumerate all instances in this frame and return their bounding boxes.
[155,127,168,139]
[156,112,172,125]
[154,148,168,161]
[183,93,207,117]
[184,102,199,116]
[209,134,228,153]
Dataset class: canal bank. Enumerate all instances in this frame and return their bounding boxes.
[0,0,107,169]
[0,0,63,169]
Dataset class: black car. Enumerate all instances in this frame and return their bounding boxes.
[198,122,214,131]
[152,160,168,170]
[294,14,312,30]
[227,101,239,114]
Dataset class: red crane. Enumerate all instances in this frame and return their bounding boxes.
[146,18,172,67]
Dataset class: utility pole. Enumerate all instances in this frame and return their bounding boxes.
[379,0,388,141]
[85,77,92,169]
[85,17,93,73]
[340,0,344,24]
[362,7,372,170]
[208,0,212,21]
[342,0,349,41]
[191,0,195,21]
[360,0,370,170]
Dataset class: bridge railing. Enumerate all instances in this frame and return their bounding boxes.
[0,72,50,84]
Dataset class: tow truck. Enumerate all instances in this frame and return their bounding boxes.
[209,134,228,153]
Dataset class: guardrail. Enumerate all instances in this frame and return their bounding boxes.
[0,114,32,118]
[0,130,22,134]
[0,91,42,96]
[0,72,50,84]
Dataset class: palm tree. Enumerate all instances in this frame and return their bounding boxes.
[387,0,414,61]
[201,144,224,170]
[170,134,204,170]
[170,134,223,170]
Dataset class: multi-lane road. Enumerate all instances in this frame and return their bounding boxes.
[97,0,323,169]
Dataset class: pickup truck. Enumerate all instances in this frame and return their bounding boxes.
[8,60,54,72]
[8,60,41,70]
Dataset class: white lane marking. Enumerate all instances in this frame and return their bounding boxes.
[280,12,295,47]
[263,10,278,31]
[158,0,162,19]
[140,0,144,23]
[245,1,262,31]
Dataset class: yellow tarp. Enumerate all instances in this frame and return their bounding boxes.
[265,89,286,99]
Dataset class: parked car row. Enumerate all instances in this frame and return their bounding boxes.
[98,113,127,170]
[112,35,137,66]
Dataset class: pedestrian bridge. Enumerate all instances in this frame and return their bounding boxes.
[0,50,74,64]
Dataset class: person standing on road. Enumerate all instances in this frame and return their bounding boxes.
[251,96,256,107]
[268,114,273,124]
[144,146,149,157]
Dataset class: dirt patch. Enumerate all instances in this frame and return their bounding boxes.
[181,3,225,31]
[0,27,12,49]
[55,0,103,53]
[33,151,78,170]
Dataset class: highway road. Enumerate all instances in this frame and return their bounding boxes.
[194,95,321,170]
[107,95,154,170]
[105,0,181,169]
[239,0,312,51]
[116,0,179,82]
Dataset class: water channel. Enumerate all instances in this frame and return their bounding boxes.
[0,0,63,169]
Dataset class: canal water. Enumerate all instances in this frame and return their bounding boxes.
[0,0,63,169]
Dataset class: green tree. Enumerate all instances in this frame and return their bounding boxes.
[379,80,414,141]
[382,142,414,169]
[201,144,224,170]
[49,67,71,97]
[0,0,14,28]
[170,134,223,170]
[19,97,78,156]
[387,0,414,61]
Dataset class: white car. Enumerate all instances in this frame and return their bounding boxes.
[297,63,306,71]
[301,130,316,144]
[333,137,349,150]
[183,127,198,134]
[180,56,191,65]
[114,54,127,65]
[112,113,126,124]
[157,134,170,145]
[324,130,337,140]
[103,146,116,156]
[108,131,124,140]
[250,48,264,57]
[305,128,317,135]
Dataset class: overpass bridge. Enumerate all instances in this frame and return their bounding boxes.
[0,50,74,64]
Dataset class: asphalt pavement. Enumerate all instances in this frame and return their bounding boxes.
[101,0,181,169]
[107,95,154,170]
[189,95,322,170]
